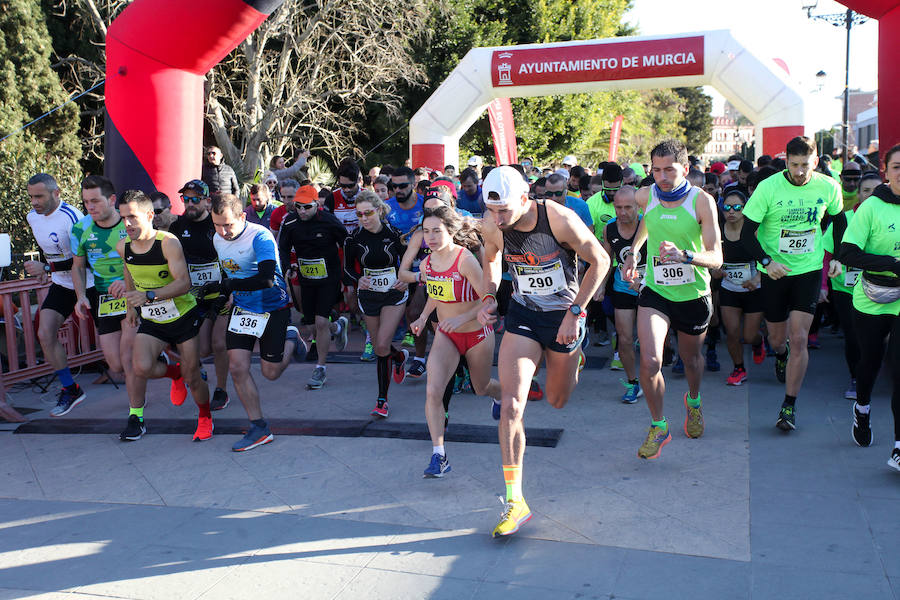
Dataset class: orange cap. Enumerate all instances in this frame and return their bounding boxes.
[295,185,318,204]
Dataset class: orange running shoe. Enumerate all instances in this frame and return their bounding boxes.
[193,416,213,441]
[170,377,188,406]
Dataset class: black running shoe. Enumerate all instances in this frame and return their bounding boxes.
[851,403,872,447]
[50,384,86,417]
[775,343,789,383]
[210,388,229,411]
[120,414,146,441]
[775,403,796,431]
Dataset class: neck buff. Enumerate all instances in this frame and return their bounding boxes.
[653,179,690,202]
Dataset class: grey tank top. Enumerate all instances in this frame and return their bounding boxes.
[503,200,579,311]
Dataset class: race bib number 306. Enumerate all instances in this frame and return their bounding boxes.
[227,307,270,337]
[779,228,815,255]
[514,260,567,295]
[652,256,695,286]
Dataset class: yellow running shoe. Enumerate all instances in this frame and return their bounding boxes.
[637,424,671,459]
[683,393,704,438]
[492,498,532,538]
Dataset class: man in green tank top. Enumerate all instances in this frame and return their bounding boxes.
[622,139,723,460]
[740,136,842,432]
[113,190,212,443]
[71,175,133,386]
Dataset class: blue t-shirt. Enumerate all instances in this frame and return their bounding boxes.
[386,194,424,235]
[565,196,594,228]
[457,186,484,216]
[214,222,290,313]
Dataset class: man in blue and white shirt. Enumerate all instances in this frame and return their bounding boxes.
[25,173,95,417]
[207,193,304,452]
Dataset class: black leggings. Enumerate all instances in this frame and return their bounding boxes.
[852,309,900,440]
[831,291,860,379]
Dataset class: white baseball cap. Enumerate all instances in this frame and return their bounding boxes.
[562,154,577,166]
[467,155,482,167]
[482,166,530,206]
[726,160,741,171]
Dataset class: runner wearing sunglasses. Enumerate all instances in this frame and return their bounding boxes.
[711,185,764,386]
[343,190,410,417]
[278,185,349,390]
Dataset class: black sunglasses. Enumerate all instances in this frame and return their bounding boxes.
[723,204,744,212]
[545,190,565,197]
[181,195,206,204]
[339,182,358,189]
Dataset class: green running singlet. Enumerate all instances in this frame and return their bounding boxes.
[124,231,197,323]
[644,186,710,302]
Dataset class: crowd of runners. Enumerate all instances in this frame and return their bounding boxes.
[21,135,900,538]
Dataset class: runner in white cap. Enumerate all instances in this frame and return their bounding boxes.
[478,166,610,538]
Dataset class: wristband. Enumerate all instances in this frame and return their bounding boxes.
[481,293,497,304]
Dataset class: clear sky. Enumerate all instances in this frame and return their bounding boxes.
[625,0,879,130]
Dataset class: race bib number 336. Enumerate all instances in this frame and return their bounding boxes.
[227,307,270,337]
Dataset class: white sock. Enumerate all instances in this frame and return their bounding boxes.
[433,445,445,456]
[317,364,327,371]
[414,356,425,364]
[894,441,900,450]
[856,403,870,414]
[365,331,371,343]
[492,398,501,405]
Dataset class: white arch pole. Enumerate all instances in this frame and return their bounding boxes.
[410,30,805,169]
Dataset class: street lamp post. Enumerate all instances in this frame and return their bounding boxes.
[803,3,868,164]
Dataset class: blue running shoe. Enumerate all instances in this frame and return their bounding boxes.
[491,398,501,420]
[232,422,274,452]
[672,356,685,375]
[423,453,451,478]
[621,379,643,404]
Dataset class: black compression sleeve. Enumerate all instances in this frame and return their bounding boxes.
[739,218,768,263]
[227,260,277,291]
[342,237,360,286]
[831,212,847,254]
[50,258,74,272]
[839,242,900,276]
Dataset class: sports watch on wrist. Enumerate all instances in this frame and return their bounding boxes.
[682,250,694,263]
[760,257,772,268]
[569,304,585,317]
[43,264,51,274]
[145,290,156,303]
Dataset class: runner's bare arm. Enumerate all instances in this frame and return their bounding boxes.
[155,234,192,299]
[71,255,89,301]
[458,249,489,298]
[398,230,424,283]
[545,200,610,308]
[479,218,503,297]
[690,190,724,269]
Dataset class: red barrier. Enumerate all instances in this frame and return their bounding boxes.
[0,279,104,416]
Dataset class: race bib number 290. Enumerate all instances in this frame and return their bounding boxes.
[514,260,566,295]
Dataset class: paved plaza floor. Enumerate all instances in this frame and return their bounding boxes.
[0,325,897,599]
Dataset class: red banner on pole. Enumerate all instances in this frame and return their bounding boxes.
[491,36,704,88]
[609,115,624,162]
[487,98,518,165]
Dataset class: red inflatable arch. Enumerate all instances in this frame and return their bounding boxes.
[839,0,898,160]
[104,0,283,213]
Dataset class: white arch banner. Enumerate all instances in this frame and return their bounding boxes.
[410,30,806,170]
